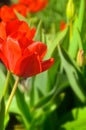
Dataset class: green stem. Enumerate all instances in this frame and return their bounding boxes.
[5,76,20,115]
[2,71,11,97]
[69,19,73,41]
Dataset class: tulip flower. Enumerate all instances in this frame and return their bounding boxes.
[11,4,29,17]
[0,0,48,22]
[18,0,48,12]
[0,4,28,22]
[0,20,54,78]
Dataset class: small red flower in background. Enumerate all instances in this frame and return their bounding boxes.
[11,4,29,17]
[19,0,48,12]
[0,20,54,78]
[60,21,67,31]
[0,0,48,22]
[0,4,28,22]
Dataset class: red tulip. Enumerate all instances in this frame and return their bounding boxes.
[0,20,54,78]
[19,0,48,12]
[0,4,28,22]
[11,4,28,17]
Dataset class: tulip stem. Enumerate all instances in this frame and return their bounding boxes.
[2,71,11,97]
[5,76,20,115]
[69,19,73,41]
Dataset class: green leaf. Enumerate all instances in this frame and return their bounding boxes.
[29,77,36,107]
[34,86,58,109]
[76,0,85,31]
[33,74,66,110]
[58,45,86,102]
[46,27,68,58]
[0,68,6,98]
[47,57,59,91]
[9,75,32,129]
[68,0,85,58]
[61,107,86,130]
[4,114,9,129]
[9,96,21,114]
[16,87,32,128]
[77,28,83,49]
[68,25,83,58]
[34,21,42,41]
[37,87,44,98]
[30,72,49,107]
[33,67,69,110]
[14,10,31,25]
[0,97,5,130]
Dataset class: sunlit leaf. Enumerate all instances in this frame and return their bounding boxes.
[68,0,85,58]
[0,68,6,98]
[46,27,68,58]
[58,45,86,102]
[61,107,86,130]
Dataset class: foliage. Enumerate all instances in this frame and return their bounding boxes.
[0,0,86,130]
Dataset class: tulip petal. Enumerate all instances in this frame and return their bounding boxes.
[0,5,16,22]
[12,4,28,17]
[19,0,48,12]
[0,22,6,40]
[9,31,33,50]
[2,37,21,70]
[0,38,9,69]
[41,58,54,72]
[6,19,36,39]
[14,52,42,78]
[6,19,23,35]
[26,42,47,59]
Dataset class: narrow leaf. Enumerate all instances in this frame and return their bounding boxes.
[0,97,5,130]
[68,0,85,58]
[58,45,86,102]
[46,27,68,58]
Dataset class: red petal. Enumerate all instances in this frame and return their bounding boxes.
[6,19,22,35]
[0,5,16,22]
[6,19,36,39]
[25,42,47,59]
[9,31,33,50]
[0,22,6,40]
[14,52,42,78]
[19,0,48,12]
[2,36,21,71]
[41,58,54,72]
[12,4,28,16]
[0,39,9,69]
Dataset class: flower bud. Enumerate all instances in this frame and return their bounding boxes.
[66,0,75,20]
[76,49,85,67]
